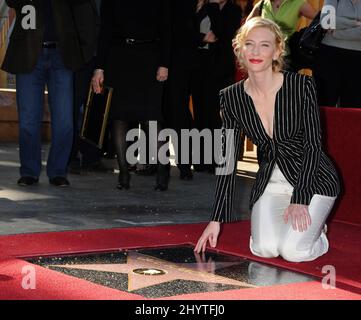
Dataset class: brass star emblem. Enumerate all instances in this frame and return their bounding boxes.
[47,251,256,292]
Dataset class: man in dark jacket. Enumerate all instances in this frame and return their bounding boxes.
[2,0,98,187]
[69,0,103,174]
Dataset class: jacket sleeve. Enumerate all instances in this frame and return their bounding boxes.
[211,90,242,223]
[94,0,113,70]
[335,16,359,29]
[332,27,361,40]
[290,77,322,205]
[158,0,171,68]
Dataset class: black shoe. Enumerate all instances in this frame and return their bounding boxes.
[17,176,39,186]
[117,172,130,190]
[180,169,193,181]
[49,176,70,187]
[154,180,168,191]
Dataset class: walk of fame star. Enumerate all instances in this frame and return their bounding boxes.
[47,251,256,292]
[29,246,313,298]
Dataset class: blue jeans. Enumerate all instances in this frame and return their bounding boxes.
[16,48,73,179]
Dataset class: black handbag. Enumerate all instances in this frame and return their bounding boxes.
[299,11,327,54]
[289,0,340,71]
[288,11,327,71]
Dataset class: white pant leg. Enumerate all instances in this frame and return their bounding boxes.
[278,194,336,262]
[249,165,336,263]
[250,165,293,258]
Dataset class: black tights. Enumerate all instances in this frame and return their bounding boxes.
[111,120,129,174]
[111,120,169,178]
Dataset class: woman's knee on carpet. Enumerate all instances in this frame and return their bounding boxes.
[249,236,279,258]
[278,239,318,262]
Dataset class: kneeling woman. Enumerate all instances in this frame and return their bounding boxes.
[195,17,340,262]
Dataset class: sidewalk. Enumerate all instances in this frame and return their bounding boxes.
[0,143,258,235]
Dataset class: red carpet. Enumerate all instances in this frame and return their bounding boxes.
[0,221,360,300]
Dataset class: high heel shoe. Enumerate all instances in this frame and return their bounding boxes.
[154,165,169,191]
[180,168,193,181]
[154,176,168,191]
[117,172,130,190]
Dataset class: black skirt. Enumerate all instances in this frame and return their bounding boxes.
[104,42,164,121]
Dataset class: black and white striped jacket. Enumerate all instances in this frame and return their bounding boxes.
[212,72,341,223]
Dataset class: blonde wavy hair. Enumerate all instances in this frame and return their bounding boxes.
[233,17,286,72]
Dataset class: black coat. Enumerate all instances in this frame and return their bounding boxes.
[2,0,98,74]
[169,0,198,66]
[196,1,242,78]
[96,0,171,70]
[95,0,171,121]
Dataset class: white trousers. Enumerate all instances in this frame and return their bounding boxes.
[250,165,336,263]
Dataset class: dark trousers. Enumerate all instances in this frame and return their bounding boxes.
[191,49,234,169]
[163,58,195,173]
[314,44,361,108]
[70,57,102,165]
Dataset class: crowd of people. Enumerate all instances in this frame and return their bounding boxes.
[1,0,251,190]
[1,0,359,262]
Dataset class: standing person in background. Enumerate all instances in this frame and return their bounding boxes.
[192,0,242,173]
[69,0,103,174]
[92,1,171,191]
[247,0,316,70]
[1,0,97,187]
[163,0,198,181]
[314,0,361,108]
